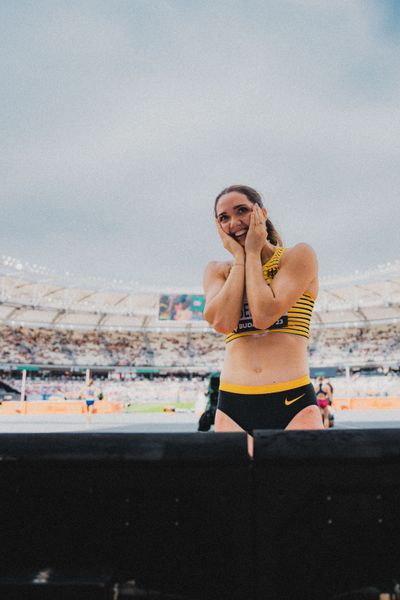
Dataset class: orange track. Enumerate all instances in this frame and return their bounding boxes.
[333,396,400,410]
[0,400,122,415]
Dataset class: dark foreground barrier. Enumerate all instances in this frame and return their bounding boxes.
[1,431,400,599]
[0,433,251,599]
[254,429,400,600]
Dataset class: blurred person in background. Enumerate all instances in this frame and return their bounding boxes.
[79,378,101,425]
[325,377,335,428]
[314,376,332,428]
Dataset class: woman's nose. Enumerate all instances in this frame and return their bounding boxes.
[230,217,243,232]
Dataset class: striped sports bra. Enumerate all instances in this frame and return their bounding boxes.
[225,247,315,344]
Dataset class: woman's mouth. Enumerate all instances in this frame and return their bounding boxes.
[233,229,247,240]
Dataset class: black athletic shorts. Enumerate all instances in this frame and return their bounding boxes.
[217,375,318,435]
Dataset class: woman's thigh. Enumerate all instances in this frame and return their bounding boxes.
[285,405,324,430]
[215,408,246,432]
[215,409,254,457]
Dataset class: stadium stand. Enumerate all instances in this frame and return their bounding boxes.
[1,323,399,370]
[0,254,399,402]
[309,323,400,367]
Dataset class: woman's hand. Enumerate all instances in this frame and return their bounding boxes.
[215,220,245,261]
[245,204,267,256]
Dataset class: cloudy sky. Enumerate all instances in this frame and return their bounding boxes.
[1,0,399,291]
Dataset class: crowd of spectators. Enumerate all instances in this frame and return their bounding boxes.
[0,325,226,368]
[2,373,207,405]
[309,324,400,366]
[331,372,400,398]
[1,322,399,402]
[0,322,399,369]
[0,326,150,367]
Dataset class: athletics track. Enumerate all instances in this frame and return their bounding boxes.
[1,409,400,433]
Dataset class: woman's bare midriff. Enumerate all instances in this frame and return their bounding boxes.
[220,331,310,386]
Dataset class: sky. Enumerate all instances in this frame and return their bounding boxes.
[1,0,399,291]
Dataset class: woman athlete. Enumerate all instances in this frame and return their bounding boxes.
[314,376,333,429]
[203,185,324,455]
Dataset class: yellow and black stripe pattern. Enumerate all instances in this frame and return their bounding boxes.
[226,247,315,343]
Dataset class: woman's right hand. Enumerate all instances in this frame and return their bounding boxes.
[215,220,245,261]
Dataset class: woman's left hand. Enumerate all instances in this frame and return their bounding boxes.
[245,204,267,255]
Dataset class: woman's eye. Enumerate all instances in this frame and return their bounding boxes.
[219,216,227,222]
[238,207,248,214]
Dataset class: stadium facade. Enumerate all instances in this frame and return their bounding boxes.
[1,254,399,375]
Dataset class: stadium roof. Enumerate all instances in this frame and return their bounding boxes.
[1,254,400,331]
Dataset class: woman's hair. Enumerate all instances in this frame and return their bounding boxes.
[214,184,283,246]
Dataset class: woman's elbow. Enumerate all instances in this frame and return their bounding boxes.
[212,321,235,335]
[205,315,236,334]
[252,311,282,330]
[252,318,269,330]
[204,309,236,334]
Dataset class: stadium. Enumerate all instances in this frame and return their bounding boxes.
[1,253,399,411]
[3,0,400,596]
[2,253,400,598]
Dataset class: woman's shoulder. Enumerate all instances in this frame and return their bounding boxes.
[281,243,317,265]
[283,242,316,255]
[281,243,319,298]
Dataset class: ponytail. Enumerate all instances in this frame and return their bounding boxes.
[266,218,283,247]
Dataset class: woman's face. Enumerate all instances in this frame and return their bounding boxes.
[215,192,255,246]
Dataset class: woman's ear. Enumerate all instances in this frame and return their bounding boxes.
[262,207,267,220]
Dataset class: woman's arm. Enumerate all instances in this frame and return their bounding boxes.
[203,260,245,334]
[203,219,246,334]
[245,243,318,330]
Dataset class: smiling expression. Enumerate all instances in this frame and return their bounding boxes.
[216,192,257,246]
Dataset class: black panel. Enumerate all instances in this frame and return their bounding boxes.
[253,429,400,600]
[4,430,400,599]
[0,433,252,600]
[0,432,249,463]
